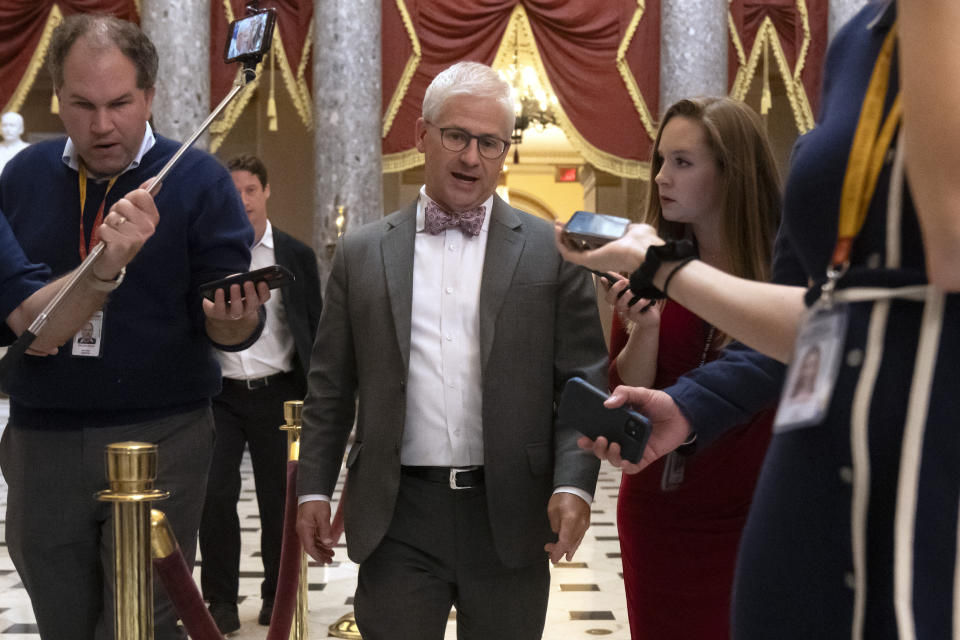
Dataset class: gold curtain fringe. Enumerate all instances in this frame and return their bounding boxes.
[728,1,815,133]
[382,0,421,139]
[482,5,650,180]
[4,5,63,115]
[382,147,424,173]
[616,0,658,140]
[50,92,59,114]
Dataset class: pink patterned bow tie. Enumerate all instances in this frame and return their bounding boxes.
[424,201,485,236]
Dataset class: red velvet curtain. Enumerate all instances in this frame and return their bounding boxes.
[728,0,828,122]
[0,1,137,112]
[381,0,660,170]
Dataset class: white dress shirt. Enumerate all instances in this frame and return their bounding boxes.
[62,122,156,175]
[217,221,296,379]
[400,188,491,466]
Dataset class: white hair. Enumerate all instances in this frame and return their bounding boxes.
[422,62,515,135]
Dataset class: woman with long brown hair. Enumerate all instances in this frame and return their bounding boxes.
[601,97,779,639]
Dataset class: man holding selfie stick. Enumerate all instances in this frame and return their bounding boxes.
[296,61,607,640]
[0,15,268,639]
[199,154,322,633]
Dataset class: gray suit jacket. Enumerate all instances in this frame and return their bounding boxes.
[298,195,608,567]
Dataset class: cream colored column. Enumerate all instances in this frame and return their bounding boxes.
[313,0,383,285]
[141,0,211,148]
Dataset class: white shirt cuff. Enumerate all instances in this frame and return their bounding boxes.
[553,485,593,505]
[298,493,330,505]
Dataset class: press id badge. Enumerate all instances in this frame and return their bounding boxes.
[773,304,848,432]
[72,310,104,358]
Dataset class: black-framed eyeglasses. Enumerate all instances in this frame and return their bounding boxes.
[426,121,510,160]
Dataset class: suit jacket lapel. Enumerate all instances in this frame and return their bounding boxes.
[479,196,524,368]
[381,203,417,371]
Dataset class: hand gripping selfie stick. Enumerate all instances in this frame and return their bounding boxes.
[0,8,276,380]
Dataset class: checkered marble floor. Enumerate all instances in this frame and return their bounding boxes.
[0,397,629,638]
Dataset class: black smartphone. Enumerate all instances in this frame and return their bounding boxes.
[199,264,295,302]
[557,376,651,464]
[563,211,630,250]
[223,10,277,64]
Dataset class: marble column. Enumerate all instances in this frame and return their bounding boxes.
[313,0,383,285]
[829,0,868,43]
[140,0,210,148]
[659,0,728,115]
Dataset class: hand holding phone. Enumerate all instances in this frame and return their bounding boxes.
[562,211,630,250]
[199,264,294,303]
[557,377,651,464]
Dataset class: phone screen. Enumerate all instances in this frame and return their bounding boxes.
[224,11,276,63]
[565,211,630,239]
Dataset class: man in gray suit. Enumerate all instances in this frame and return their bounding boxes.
[296,61,608,640]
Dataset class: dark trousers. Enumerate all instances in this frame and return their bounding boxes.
[199,372,299,604]
[0,407,215,640]
[354,474,550,640]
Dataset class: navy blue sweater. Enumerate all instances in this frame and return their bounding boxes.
[0,135,253,428]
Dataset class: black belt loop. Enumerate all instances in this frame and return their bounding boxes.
[401,465,484,489]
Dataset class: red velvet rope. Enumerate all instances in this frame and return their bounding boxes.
[154,550,224,640]
[154,460,346,638]
[265,460,302,640]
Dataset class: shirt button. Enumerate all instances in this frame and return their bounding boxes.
[844,571,856,590]
[865,252,882,269]
[838,466,853,484]
[446,287,453,294]
[447,381,455,388]
[448,244,456,251]
[446,334,453,341]
[846,348,864,368]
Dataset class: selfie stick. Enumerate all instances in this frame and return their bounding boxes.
[0,60,264,379]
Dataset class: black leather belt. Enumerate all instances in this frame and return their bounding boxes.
[222,370,292,391]
[401,465,484,490]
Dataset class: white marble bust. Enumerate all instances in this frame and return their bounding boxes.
[0,112,30,173]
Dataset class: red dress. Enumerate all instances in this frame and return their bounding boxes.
[609,302,773,640]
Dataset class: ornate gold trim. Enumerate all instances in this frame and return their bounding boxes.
[491,5,649,179]
[728,1,815,133]
[3,5,63,114]
[382,0,421,139]
[271,28,313,129]
[616,0,657,140]
[382,147,424,173]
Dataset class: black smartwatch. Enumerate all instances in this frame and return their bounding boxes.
[628,239,697,300]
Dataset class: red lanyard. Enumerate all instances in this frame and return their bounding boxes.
[77,162,118,259]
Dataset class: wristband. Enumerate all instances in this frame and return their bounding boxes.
[87,266,126,292]
[661,256,697,299]
[628,239,697,300]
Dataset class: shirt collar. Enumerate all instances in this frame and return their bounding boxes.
[61,121,156,177]
[254,219,274,250]
[867,0,895,30]
[416,186,493,234]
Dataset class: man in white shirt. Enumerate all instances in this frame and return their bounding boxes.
[295,62,608,640]
[200,154,322,634]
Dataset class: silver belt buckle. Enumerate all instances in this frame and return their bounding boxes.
[449,465,479,490]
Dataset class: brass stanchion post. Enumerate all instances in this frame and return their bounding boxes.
[281,400,309,640]
[97,442,169,640]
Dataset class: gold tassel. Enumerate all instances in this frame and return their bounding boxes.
[267,42,278,132]
[760,35,772,116]
[50,92,59,114]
